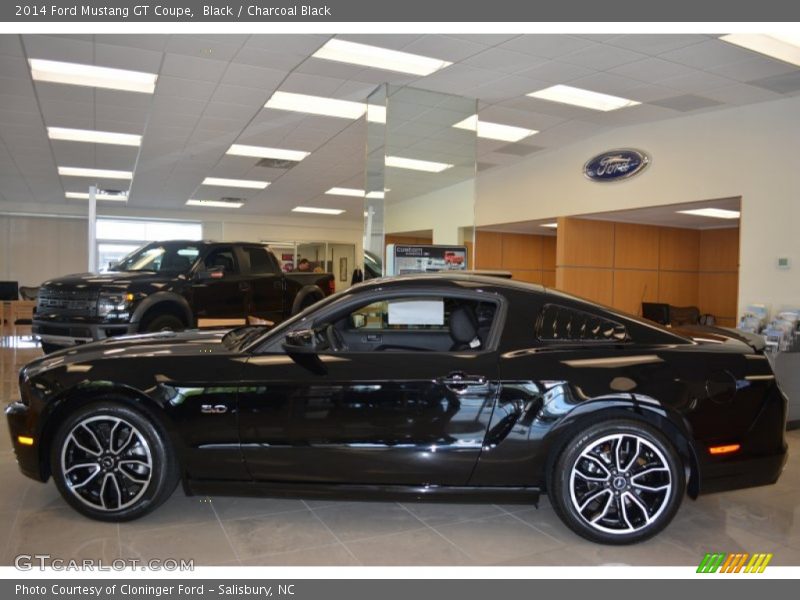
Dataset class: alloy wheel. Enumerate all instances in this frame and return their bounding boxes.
[60,415,153,512]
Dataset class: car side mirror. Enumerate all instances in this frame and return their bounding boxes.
[282,329,327,375]
[196,266,225,281]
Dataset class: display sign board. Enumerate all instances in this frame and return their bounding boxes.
[386,244,468,276]
[584,149,650,182]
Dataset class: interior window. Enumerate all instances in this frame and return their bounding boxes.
[244,246,276,275]
[536,304,628,342]
[329,296,498,353]
[203,247,239,275]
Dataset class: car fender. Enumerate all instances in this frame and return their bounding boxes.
[130,291,193,327]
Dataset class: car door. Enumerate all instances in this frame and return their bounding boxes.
[237,292,503,486]
[191,245,250,325]
[241,245,285,326]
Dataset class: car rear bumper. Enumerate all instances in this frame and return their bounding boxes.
[5,401,46,482]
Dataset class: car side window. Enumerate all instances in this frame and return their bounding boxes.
[244,246,276,275]
[203,247,239,275]
[536,303,628,342]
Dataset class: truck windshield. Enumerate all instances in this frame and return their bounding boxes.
[110,243,201,273]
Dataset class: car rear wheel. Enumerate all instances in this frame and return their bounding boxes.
[549,419,684,544]
[51,402,179,521]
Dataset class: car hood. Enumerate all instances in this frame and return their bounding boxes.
[41,271,185,290]
[23,329,232,376]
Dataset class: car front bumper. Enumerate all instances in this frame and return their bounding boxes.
[32,320,135,347]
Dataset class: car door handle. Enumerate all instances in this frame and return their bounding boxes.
[437,372,488,387]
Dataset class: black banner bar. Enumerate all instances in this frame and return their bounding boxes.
[2,0,800,22]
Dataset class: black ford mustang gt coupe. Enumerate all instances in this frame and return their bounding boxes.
[6,274,788,544]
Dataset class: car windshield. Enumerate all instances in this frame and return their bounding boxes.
[110,243,202,273]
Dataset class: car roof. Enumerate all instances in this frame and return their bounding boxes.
[354,272,545,294]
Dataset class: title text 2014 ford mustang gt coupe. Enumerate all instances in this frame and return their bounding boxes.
[6,274,788,544]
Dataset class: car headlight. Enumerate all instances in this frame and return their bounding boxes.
[97,292,135,317]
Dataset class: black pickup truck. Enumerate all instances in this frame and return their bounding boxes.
[33,240,335,353]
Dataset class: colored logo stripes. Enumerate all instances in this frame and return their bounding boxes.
[697,552,773,573]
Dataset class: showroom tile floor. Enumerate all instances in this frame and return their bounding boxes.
[1,336,799,567]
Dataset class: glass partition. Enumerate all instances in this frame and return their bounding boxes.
[365,84,478,276]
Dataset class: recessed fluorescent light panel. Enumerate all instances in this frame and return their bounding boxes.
[226,144,310,162]
[528,85,640,111]
[29,59,157,94]
[186,199,244,209]
[312,38,452,76]
[58,166,133,180]
[48,127,142,147]
[325,187,386,199]
[266,91,365,120]
[720,33,800,67]
[677,208,741,220]
[202,177,269,190]
[65,191,128,202]
[385,156,453,173]
[540,222,558,229]
[292,206,345,215]
[453,117,538,142]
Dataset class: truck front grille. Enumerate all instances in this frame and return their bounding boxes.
[37,288,99,316]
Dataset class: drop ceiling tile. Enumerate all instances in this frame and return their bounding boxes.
[37,98,93,121]
[94,104,150,125]
[96,88,154,110]
[700,83,783,105]
[161,53,227,82]
[0,55,30,79]
[202,101,257,121]
[281,72,351,96]
[461,48,548,74]
[22,34,93,63]
[94,43,163,73]
[478,104,565,130]
[415,64,505,95]
[400,35,489,62]
[0,94,41,114]
[209,84,270,107]
[245,34,330,54]
[0,36,24,57]
[747,71,800,94]
[221,63,288,89]
[657,70,734,93]
[155,75,218,101]
[559,44,647,71]
[706,56,799,83]
[658,39,759,69]
[466,75,550,103]
[94,34,171,52]
[0,76,34,97]
[607,57,699,82]
[164,35,246,63]
[605,34,708,55]
[515,60,596,84]
[499,35,597,59]
[622,82,685,102]
[152,94,207,116]
[231,46,307,71]
[649,94,724,112]
[568,72,650,96]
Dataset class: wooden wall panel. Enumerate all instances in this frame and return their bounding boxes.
[385,234,432,246]
[614,223,660,270]
[510,269,543,284]
[658,271,699,307]
[699,272,739,320]
[542,270,556,288]
[502,233,542,270]
[557,268,614,306]
[613,270,660,317]
[542,236,557,270]
[558,217,615,268]
[474,231,503,269]
[699,228,739,272]
[659,227,700,272]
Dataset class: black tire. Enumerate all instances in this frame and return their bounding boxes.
[50,402,179,521]
[140,313,185,334]
[41,342,65,354]
[548,419,684,545]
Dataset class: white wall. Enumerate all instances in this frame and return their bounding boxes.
[0,215,88,288]
[474,96,800,318]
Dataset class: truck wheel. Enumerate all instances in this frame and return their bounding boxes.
[141,314,185,333]
[50,402,179,521]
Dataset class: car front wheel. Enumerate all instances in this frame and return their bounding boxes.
[51,402,179,521]
[549,419,684,544]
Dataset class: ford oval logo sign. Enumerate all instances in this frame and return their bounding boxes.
[584,149,649,182]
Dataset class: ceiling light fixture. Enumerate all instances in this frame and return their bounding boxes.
[540,222,558,229]
[677,208,741,220]
[720,33,800,67]
[325,187,386,199]
[202,177,269,190]
[65,191,128,202]
[265,91,365,120]
[186,199,244,208]
[453,117,538,142]
[292,206,345,215]
[385,156,453,173]
[58,166,133,180]
[48,127,142,147]
[527,84,640,111]
[312,38,452,76]
[226,144,310,162]
[29,59,157,94]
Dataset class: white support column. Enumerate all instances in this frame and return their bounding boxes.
[88,185,97,272]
